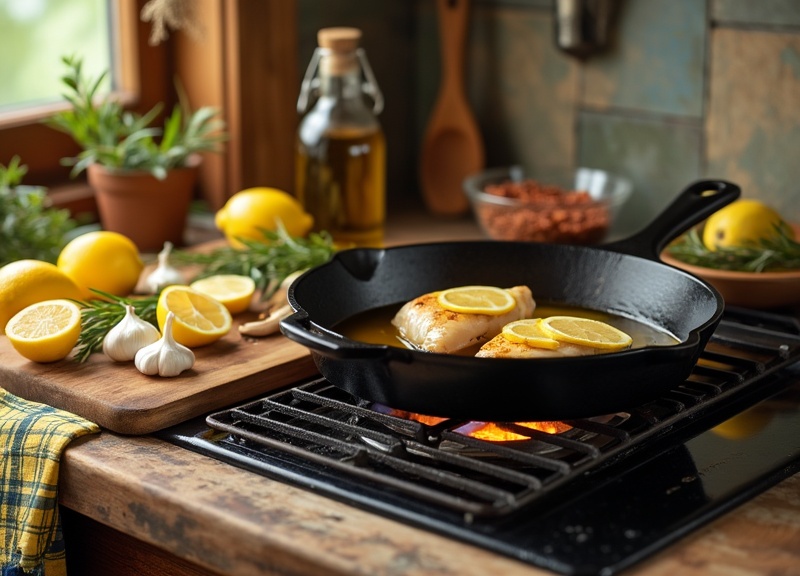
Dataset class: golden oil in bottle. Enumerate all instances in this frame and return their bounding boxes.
[296,126,385,247]
[296,27,386,247]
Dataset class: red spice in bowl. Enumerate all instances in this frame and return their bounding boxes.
[464,167,632,244]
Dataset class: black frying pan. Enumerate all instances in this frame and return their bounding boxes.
[281,179,740,421]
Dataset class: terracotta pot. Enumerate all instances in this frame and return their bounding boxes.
[87,157,200,252]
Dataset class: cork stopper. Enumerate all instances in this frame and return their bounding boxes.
[317,27,362,52]
[317,27,361,76]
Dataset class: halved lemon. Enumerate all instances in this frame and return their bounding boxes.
[189,274,256,315]
[501,319,560,349]
[5,299,82,363]
[156,285,233,348]
[538,316,633,351]
[436,286,516,315]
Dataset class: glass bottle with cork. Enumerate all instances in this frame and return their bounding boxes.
[295,27,386,247]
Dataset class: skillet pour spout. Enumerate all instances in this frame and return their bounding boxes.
[281,179,741,421]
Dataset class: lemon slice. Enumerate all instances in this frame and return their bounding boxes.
[501,319,560,349]
[189,274,256,315]
[436,286,516,315]
[538,316,633,351]
[157,285,233,348]
[5,299,82,363]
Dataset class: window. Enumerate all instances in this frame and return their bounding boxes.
[0,0,167,214]
[0,0,298,216]
[0,0,113,112]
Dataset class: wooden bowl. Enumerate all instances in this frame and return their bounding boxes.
[660,251,800,309]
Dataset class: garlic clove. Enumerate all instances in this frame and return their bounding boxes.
[238,303,293,337]
[103,304,162,362]
[134,311,195,377]
[143,241,186,294]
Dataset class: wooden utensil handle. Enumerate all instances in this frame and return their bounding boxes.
[436,0,469,88]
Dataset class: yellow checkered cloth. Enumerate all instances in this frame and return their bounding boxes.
[1,388,100,576]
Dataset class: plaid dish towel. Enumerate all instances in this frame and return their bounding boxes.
[0,388,100,576]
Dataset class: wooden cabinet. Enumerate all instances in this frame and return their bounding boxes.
[62,508,222,576]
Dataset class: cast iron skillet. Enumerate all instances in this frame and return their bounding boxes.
[281,179,740,421]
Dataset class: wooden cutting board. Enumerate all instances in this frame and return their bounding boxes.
[0,313,319,435]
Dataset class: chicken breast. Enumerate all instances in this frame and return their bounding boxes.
[391,286,536,354]
[475,334,603,358]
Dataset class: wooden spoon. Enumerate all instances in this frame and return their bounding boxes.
[420,0,485,216]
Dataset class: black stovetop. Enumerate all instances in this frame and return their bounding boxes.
[159,307,800,576]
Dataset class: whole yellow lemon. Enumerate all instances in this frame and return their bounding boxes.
[0,260,83,335]
[215,187,314,248]
[57,231,144,300]
[702,199,792,251]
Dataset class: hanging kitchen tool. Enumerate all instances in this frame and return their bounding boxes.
[420,0,484,216]
[281,179,741,422]
[554,0,616,59]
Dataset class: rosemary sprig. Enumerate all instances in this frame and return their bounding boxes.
[666,226,800,272]
[72,290,159,363]
[170,224,337,297]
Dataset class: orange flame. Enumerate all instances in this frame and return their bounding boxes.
[384,407,572,442]
[388,410,447,426]
[464,421,572,442]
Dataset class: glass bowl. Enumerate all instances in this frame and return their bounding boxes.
[463,166,633,244]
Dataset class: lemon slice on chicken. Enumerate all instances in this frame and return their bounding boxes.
[436,286,517,315]
[501,319,560,349]
[538,316,632,351]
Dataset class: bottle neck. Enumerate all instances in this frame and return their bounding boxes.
[319,52,363,100]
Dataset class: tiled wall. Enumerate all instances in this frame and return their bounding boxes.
[299,0,800,237]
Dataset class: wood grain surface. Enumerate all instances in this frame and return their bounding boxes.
[59,432,800,576]
[0,317,318,434]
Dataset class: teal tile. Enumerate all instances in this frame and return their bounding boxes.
[712,0,800,27]
[464,5,580,174]
[706,28,800,225]
[582,0,707,118]
[578,112,703,238]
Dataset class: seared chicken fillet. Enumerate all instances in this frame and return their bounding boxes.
[476,334,603,358]
[392,286,535,353]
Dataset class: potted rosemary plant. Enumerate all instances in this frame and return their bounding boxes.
[46,55,226,252]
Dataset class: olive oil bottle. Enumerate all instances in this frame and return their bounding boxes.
[296,27,386,247]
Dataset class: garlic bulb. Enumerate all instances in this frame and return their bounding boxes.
[103,304,162,362]
[143,241,185,294]
[134,311,195,377]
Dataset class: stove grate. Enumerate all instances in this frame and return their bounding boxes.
[206,311,800,517]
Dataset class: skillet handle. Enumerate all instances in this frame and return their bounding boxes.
[603,179,741,261]
[280,311,389,359]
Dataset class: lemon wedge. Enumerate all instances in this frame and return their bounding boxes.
[5,299,82,363]
[501,319,560,349]
[156,285,233,348]
[436,286,516,315]
[538,316,632,351]
[189,274,256,315]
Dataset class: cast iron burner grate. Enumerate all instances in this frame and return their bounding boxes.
[162,307,800,575]
[204,308,800,517]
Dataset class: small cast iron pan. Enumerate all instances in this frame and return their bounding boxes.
[281,179,740,421]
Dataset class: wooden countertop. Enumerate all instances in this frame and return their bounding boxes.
[59,432,800,576]
[50,213,800,574]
